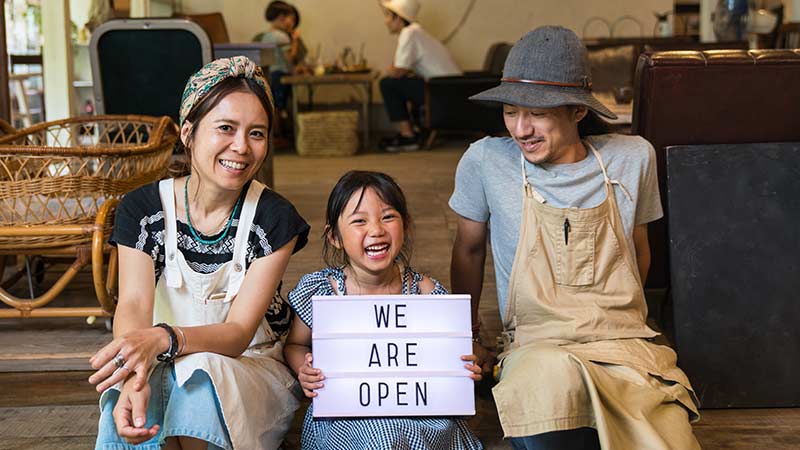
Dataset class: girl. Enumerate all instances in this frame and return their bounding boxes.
[89,56,309,450]
[284,170,483,450]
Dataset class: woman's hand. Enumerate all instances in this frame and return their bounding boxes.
[298,352,325,398]
[89,327,169,392]
[461,354,483,381]
[112,378,160,445]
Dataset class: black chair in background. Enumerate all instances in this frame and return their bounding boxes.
[423,43,511,148]
[90,18,212,125]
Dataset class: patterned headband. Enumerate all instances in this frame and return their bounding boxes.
[179,56,273,126]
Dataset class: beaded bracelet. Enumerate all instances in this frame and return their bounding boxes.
[154,323,179,362]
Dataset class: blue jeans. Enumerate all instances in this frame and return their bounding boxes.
[379,76,425,122]
[270,70,291,111]
[510,427,600,450]
[95,363,232,450]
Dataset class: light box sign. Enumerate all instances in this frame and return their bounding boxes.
[311,294,475,417]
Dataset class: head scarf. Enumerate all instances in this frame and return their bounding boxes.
[179,56,272,126]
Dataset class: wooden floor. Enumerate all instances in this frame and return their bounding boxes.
[1,140,798,449]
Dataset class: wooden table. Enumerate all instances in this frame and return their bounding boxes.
[281,71,379,151]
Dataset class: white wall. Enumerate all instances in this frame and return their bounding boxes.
[182,0,673,72]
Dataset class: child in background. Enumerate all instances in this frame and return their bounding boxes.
[258,0,303,111]
[284,170,483,450]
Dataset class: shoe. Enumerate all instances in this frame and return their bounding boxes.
[379,133,420,152]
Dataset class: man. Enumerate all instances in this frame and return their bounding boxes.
[378,0,461,152]
[449,26,701,450]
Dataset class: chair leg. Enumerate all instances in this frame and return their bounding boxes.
[424,130,437,149]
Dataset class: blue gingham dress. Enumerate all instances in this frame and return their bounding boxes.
[288,266,484,450]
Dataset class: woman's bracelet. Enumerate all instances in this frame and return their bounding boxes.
[175,326,187,356]
[154,323,179,362]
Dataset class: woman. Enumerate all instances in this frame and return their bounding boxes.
[90,56,309,450]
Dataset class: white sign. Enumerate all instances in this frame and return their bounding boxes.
[312,294,475,417]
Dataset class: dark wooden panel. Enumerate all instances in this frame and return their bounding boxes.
[667,143,800,408]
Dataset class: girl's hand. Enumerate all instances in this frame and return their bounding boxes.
[112,379,160,444]
[89,327,169,393]
[298,353,325,398]
[461,354,483,381]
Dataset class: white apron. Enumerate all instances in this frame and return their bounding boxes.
[152,178,300,450]
[492,145,701,449]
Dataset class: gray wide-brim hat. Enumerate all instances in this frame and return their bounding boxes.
[470,26,616,120]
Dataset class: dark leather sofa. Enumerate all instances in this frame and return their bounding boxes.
[423,43,511,145]
[632,49,800,289]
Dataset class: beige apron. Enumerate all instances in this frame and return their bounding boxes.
[492,145,701,449]
[155,178,300,450]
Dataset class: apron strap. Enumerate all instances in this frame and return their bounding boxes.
[520,153,547,203]
[225,181,266,300]
[158,178,183,288]
[587,143,633,203]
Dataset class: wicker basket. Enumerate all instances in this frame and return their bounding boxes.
[0,115,176,249]
[296,110,359,157]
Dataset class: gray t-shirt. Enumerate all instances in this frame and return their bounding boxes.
[448,134,663,320]
[259,28,291,73]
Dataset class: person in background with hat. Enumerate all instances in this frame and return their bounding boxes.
[378,0,462,152]
[89,56,310,450]
[449,26,701,449]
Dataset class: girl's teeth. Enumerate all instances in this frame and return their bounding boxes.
[365,245,389,255]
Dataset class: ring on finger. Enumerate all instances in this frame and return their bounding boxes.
[113,353,126,369]
[120,364,131,373]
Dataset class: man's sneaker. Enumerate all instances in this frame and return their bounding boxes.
[379,134,420,152]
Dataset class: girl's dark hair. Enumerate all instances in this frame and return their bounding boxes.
[577,110,612,137]
[323,171,413,268]
[170,76,274,177]
[290,5,300,27]
[266,1,293,22]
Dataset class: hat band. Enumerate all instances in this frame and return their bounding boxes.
[501,76,592,90]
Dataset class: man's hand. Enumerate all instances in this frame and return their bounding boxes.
[472,341,497,378]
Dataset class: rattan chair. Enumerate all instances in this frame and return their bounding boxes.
[0,115,177,318]
[0,119,14,136]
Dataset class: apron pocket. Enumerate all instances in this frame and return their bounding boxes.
[201,292,233,324]
[555,229,595,286]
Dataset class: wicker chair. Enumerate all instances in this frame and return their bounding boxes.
[0,115,177,318]
[0,119,14,136]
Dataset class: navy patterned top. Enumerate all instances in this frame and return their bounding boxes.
[288,266,483,450]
